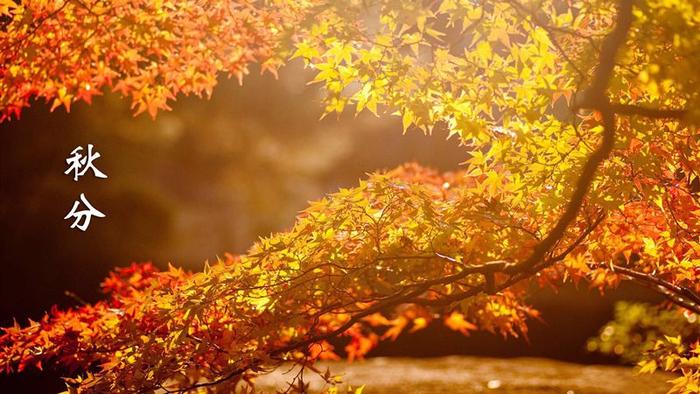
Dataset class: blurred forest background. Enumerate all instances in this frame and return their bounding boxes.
[0,63,659,391]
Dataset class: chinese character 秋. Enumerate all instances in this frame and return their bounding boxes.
[64,193,105,231]
[64,144,108,182]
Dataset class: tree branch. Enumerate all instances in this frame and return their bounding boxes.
[516,0,634,272]
[610,103,687,119]
[578,0,635,108]
[611,264,700,315]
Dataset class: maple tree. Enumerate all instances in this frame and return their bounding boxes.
[2,0,700,393]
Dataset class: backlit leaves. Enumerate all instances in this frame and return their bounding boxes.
[1,0,700,393]
[0,0,301,121]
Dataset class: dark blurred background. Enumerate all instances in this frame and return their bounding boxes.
[0,62,658,392]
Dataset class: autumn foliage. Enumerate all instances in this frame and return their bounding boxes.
[1,0,700,393]
[0,0,298,120]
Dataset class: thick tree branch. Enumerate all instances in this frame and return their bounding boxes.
[578,0,635,108]
[610,103,688,119]
[516,0,634,272]
[514,111,615,273]
[611,264,700,315]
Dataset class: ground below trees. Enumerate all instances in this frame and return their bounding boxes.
[255,356,672,393]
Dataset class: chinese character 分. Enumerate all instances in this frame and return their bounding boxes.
[64,193,106,231]
[64,144,108,181]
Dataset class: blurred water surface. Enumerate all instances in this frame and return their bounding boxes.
[256,356,671,394]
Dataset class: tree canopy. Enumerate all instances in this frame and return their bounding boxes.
[1,0,699,393]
